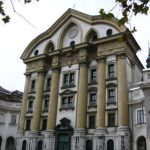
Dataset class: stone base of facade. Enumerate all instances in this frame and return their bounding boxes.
[16,127,131,150]
[72,128,86,150]
[116,126,131,150]
[44,130,55,150]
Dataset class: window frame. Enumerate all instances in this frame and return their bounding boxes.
[90,68,97,83]
[30,79,36,92]
[25,118,31,131]
[136,109,145,124]
[41,118,47,131]
[107,88,116,105]
[107,63,115,80]
[60,95,74,110]
[62,72,75,88]
[88,115,96,129]
[107,112,116,127]
[89,92,97,108]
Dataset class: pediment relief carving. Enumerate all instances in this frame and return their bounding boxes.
[59,89,76,95]
[88,87,97,92]
[106,82,117,87]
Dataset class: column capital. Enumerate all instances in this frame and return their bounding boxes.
[96,56,106,63]
[79,61,89,67]
[24,72,31,76]
[116,52,126,60]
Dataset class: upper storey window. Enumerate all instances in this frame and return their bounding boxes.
[34,49,39,56]
[62,72,75,88]
[30,79,36,92]
[107,64,115,79]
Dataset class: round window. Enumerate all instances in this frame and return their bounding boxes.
[106,29,113,36]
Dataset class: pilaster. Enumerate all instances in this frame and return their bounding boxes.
[18,73,31,131]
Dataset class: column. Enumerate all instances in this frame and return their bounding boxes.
[76,63,88,129]
[73,63,88,150]
[116,53,130,150]
[94,58,106,150]
[45,68,60,150]
[18,73,31,132]
[96,58,106,128]
[47,68,60,130]
[31,71,45,132]
[117,54,129,127]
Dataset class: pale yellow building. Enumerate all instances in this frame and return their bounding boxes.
[17,9,145,150]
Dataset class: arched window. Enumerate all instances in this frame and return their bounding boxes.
[45,42,54,53]
[137,136,147,150]
[0,136,2,150]
[86,30,98,43]
[86,140,93,150]
[5,137,16,150]
[37,140,43,150]
[107,140,114,150]
[22,140,27,150]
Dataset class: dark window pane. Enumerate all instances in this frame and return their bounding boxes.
[89,115,95,128]
[108,113,115,127]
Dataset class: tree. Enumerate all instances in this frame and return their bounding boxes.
[100,0,150,32]
[0,0,39,23]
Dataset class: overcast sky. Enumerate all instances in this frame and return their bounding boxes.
[0,0,150,92]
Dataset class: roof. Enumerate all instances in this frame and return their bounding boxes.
[0,86,23,102]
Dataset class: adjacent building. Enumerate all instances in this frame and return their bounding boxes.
[0,86,22,150]
[17,9,148,150]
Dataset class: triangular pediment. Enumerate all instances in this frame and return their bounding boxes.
[59,89,76,95]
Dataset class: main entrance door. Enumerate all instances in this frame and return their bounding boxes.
[57,134,70,150]
[55,118,74,150]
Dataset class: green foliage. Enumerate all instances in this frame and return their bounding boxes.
[100,0,150,32]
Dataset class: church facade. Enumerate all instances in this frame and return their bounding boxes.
[17,9,147,150]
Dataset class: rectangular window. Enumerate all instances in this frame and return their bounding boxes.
[61,96,74,110]
[10,115,16,125]
[63,72,75,87]
[89,115,95,129]
[108,113,115,127]
[31,80,36,91]
[108,89,115,104]
[46,77,51,90]
[91,68,97,82]
[68,96,73,108]
[28,100,33,113]
[62,97,67,109]
[108,64,115,79]
[89,93,97,106]
[42,119,47,130]
[43,99,49,112]
[26,119,31,130]
[137,109,144,124]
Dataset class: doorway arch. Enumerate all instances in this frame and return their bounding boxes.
[22,140,27,150]
[5,136,16,150]
[137,136,147,150]
[0,136,2,150]
[86,140,93,150]
[107,139,114,150]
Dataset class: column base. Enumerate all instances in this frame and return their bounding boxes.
[116,126,131,150]
[94,128,106,150]
[72,128,86,150]
[44,130,55,150]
